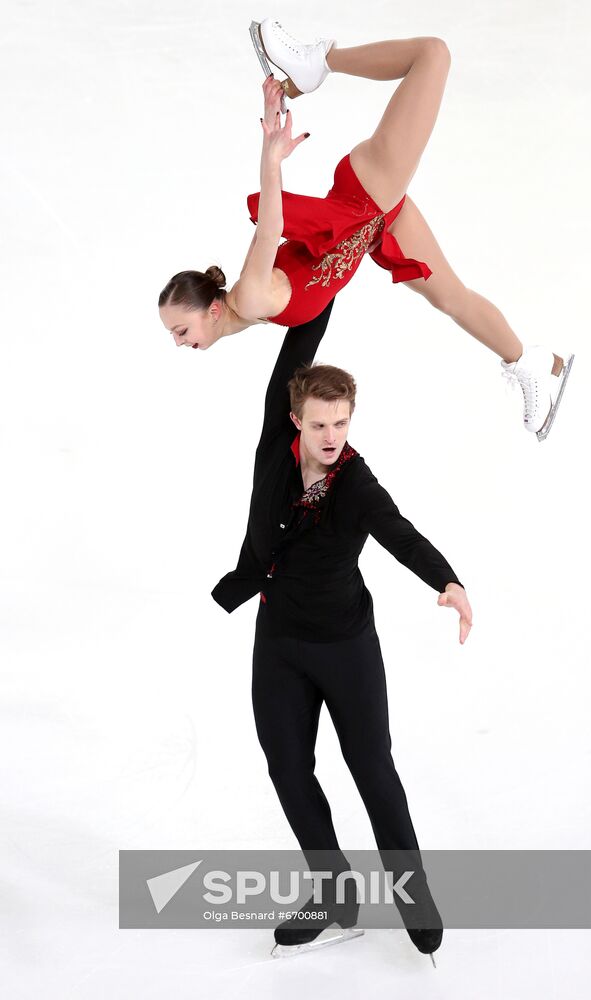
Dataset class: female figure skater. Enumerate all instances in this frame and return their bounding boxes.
[158,20,574,440]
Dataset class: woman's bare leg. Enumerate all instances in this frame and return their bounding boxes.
[388,195,525,362]
[326,37,451,212]
[325,39,524,361]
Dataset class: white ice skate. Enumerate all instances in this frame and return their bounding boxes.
[501,345,575,441]
[249,18,335,105]
[271,923,364,958]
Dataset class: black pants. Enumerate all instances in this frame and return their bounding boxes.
[251,612,426,887]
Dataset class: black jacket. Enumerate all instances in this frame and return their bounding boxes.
[211,301,463,641]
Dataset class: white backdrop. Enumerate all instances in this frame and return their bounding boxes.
[1,0,590,996]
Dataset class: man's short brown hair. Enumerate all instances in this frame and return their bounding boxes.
[287,363,357,420]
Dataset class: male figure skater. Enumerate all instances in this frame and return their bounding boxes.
[211,299,472,962]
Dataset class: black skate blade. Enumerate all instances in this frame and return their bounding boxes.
[248,21,287,114]
[271,925,364,959]
[536,352,575,442]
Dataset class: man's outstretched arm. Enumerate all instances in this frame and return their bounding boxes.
[356,477,473,643]
[257,299,335,451]
[359,479,463,593]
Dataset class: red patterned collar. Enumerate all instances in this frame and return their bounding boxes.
[290,435,358,523]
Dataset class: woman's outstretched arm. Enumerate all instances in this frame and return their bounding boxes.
[235,78,309,319]
[256,77,287,239]
[234,80,286,317]
[239,89,287,281]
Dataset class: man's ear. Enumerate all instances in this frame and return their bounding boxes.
[289,411,302,430]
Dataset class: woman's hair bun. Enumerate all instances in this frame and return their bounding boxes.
[205,265,226,289]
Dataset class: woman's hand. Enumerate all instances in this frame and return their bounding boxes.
[260,76,309,163]
[262,74,284,127]
[437,583,473,644]
[261,107,310,163]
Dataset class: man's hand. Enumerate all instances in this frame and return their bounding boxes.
[437,583,473,644]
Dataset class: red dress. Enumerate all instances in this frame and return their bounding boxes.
[246,152,432,327]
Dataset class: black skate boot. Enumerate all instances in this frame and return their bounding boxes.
[271,877,363,958]
[397,869,443,968]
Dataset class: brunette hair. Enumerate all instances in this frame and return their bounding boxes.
[158,266,227,311]
[288,363,357,420]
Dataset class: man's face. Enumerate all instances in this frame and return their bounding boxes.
[290,396,351,467]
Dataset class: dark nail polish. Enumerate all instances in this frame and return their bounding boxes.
[304,132,310,138]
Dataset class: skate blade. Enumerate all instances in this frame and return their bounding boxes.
[249,21,287,114]
[271,925,364,959]
[536,352,575,442]
[430,952,437,968]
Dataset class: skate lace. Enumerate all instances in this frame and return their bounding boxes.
[275,21,318,53]
[501,367,539,421]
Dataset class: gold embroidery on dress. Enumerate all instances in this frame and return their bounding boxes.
[305,214,385,290]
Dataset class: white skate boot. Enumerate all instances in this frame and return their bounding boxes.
[501,346,575,441]
[249,18,335,104]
